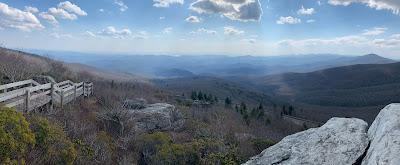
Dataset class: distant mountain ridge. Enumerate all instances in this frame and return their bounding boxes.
[231,62,400,108]
[14,48,396,77]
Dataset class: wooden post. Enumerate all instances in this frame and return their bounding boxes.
[50,83,54,112]
[60,90,64,109]
[26,89,30,112]
[83,82,86,97]
[74,84,77,100]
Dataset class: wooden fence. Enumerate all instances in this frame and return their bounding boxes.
[0,79,93,112]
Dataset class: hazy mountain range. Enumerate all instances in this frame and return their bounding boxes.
[18,49,396,78]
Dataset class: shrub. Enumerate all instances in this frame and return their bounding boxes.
[204,153,236,165]
[0,106,35,164]
[138,132,202,165]
[152,143,200,165]
[25,114,77,165]
[250,138,276,153]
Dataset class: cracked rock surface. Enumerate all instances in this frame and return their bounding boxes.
[243,117,369,165]
[362,103,400,165]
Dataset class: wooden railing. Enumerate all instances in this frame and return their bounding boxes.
[0,79,93,112]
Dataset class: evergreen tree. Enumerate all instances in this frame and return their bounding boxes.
[111,80,115,88]
[214,96,218,103]
[243,110,250,126]
[191,91,197,100]
[282,106,287,115]
[225,97,232,105]
[198,92,203,100]
[251,108,257,118]
[288,106,294,116]
[257,103,265,119]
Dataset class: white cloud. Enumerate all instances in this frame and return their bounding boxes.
[47,8,77,20]
[277,16,301,24]
[317,1,322,5]
[39,12,58,25]
[99,9,104,12]
[160,16,165,20]
[154,0,184,8]
[198,28,217,35]
[224,26,244,35]
[328,0,400,15]
[373,39,400,48]
[51,32,73,39]
[83,31,96,37]
[189,31,196,35]
[99,27,131,36]
[133,35,149,39]
[24,6,38,13]
[58,1,87,16]
[133,31,149,39]
[0,2,44,32]
[275,35,371,54]
[362,27,387,35]
[307,19,315,23]
[298,6,315,15]
[243,38,257,43]
[113,36,125,39]
[391,34,400,38]
[190,0,263,22]
[114,0,128,12]
[163,27,173,34]
[139,31,147,35]
[185,16,202,22]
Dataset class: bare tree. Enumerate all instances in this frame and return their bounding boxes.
[0,47,43,82]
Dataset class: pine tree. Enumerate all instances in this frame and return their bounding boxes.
[282,106,287,115]
[198,92,203,100]
[111,80,115,88]
[225,97,232,105]
[288,106,294,116]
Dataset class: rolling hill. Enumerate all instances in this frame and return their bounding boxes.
[228,62,400,108]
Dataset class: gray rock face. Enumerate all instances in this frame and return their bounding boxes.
[123,98,148,109]
[128,103,184,133]
[362,103,400,165]
[33,75,56,84]
[244,118,369,165]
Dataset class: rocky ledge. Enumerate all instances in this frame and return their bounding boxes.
[127,102,185,133]
[244,103,400,165]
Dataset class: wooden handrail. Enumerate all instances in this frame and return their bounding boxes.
[0,79,33,90]
[0,79,93,112]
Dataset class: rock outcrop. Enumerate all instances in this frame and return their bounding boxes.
[244,118,369,165]
[362,103,400,165]
[123,98,148,109]
[33,75,56,84]
[244,103,400,165]
[128,103,184,133]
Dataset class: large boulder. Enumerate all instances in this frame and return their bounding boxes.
[362,103,400,165]
[243,118,368,165]
[128,103,184,133]
[33,75,56,84]
[123,98,148,109]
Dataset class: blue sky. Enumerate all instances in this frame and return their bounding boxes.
[0,0,400,57]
